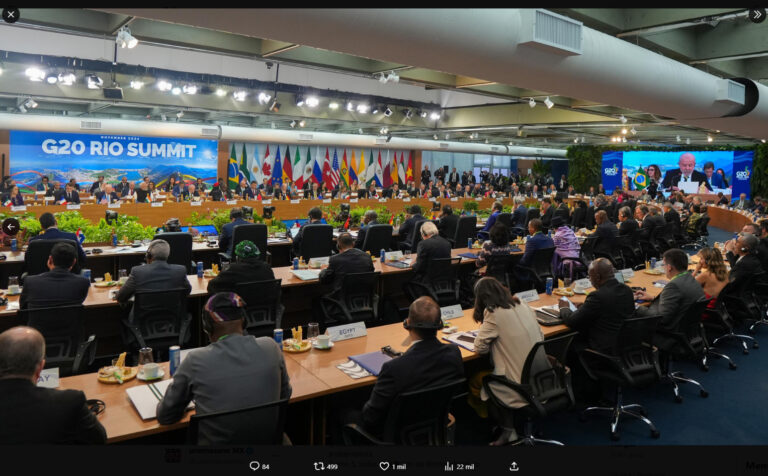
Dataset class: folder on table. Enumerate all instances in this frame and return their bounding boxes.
[126,379,193,420]
[348,351,393,376]
[291,270,321,281]
[458,252,479,259]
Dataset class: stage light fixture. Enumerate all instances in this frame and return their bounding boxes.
[257,92,271,104]
[346,101,354,112]
[299,120,306,127]
[707,135,713,142]
[233,91,247,102]
[383,107,392,117]
[86,74,103,89]
[305,96,319,108]
[358,128,363,134]
[419,109,428,118]
[25,67,45,82]
[171,86,181,95]
[529,98,536,108]
[686,138,691,145]
[45,73,58,84]
[630,127,637,135]
[176,110,184,119]
[621,128,628,135]
[56,72,78,85]
[403,108,413,119]
[544,96,554,109]
[429,111,441,120]
[115,27,138,49]
[619,115,627,124]
[433,134,439,140]
[157,80,172,92]
[356,103,370,114]
[215,88,227,97]
[129,80,144,90]
[676,135,681,142]
[329,101,339,110]
[182,84,197,95]
[289,120,297,128]
[378,73,388,84]
[295,95,305,107]
[269,100,281,112]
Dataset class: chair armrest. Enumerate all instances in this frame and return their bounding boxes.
[403,280,436,302]
[481,374,544,415]
[576,347,622,380]
[179,312,192,347]
[218,252,232,262]
[121,318,147,349]
[320,295,354,324]
[73,335,97,375]
[342,423,394,446]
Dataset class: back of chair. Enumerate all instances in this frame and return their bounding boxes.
[674,298,712,357]
[697,215,710,236]
[21,305,87,375]
[24,239,81,277]
[132,288,190,354]
[188,398,288,445]
[381,378,466,445]
[571,207,586,229]
[453,216,477,249]
[339,272,380,323]
[153,232,193,273]
[426,257,461,306]
[300,224,334,260]
[525,208,540,226]
[484,254,515,289]
[614,315,661,386]
[496,213,513,228]
[232,224,268,261]
[361,224,394,254]
[408,219,429,252]
[530,247,556,282]
[515,332,576,415]
[584,206,596,229]
[235,280,284,338]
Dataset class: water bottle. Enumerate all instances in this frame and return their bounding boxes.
[10,239,16,252]
[111,234,118,247]
[197,261,204,278]
[293,257,299,270]
[395,216,401,228]
[273,329,284,347]
[546,277,553,295]
[169,346,180,376]
[380,248,386,262]
[650,257,657,270]
[467,238,473,248]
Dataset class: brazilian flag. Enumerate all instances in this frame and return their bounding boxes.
[228,143,239,190]
[633,169,649,190]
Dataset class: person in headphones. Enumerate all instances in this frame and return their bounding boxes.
[357,296,463,437]
[218,207,251,257]
[20,242,90,310]
[156,292,292,445]
[724,232,764,285]
[115,239,192,307]
[469,277,547,444]
[207,240,274,294]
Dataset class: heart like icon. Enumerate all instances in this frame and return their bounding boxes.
[379,462,390,471]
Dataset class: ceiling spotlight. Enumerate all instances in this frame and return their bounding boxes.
[130,80,144,90]
[160,114,167,121]
[58,73,76,86]
[25,98,38,109]
[581,136,586,143]
[433,134,439,140]
[419,109,428,118]
[17,105,26,114]
[430,111,441,121]
[299,120,306,127]
[269,99,281,112]
[686,138,691,145]
[171,86,181,95]
[257,92,271,104]
[182,84,197,95]
[329,101,339,110]
[543,96,554,109]
[305,96,319,108]
[233,91,247,102]
[45,73,58,85]
[380,127,389,135]
[290,120,297,128]
[215,88,227,97]
[619,115,627,124]
[372,105,380,115]
[157,80,172,92]
[707,135,713,142]
[621,128,628,135]
[383,106,393,117]
[358,128,364,134]
[378,73,388,84]
[574,138,579,143]
[622,137,627,143]
[115,26,138,49]
[403,108,413,119]
[25,67,46,82]
[356,103,370,114]
[386,132,393,142]
[346,101,354,112]
[763,139,766,143]
[676,135,681,142]
[387,72,400,83]
[528,98,536,108]
[295,95,305,107]
[445,133,451,140]
[485,139,489,144]
[86,74,103,89]
[176,110,184,119]
[630,127,637,135]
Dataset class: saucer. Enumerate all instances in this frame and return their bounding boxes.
[312,341,334,350]
[137,368,165,381]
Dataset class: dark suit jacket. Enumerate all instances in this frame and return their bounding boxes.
[618,219,638,237]
[733,199,752,210]
[219,218,251,256]
[180,189,201,201]
[0,378,106,444]
[636,272,704,333]
[20,267,90,310]
[726,252,764,288]
[56,190,80,203]
[135,188,149,203]
[354,220,378,250]
[518,232,554,267]
[361,338,463,436]
[210,187,232,201]
[291,219,322,256]
[28,228,87,266]
[412,235,452,279]
[206,260,275,294]
[319,248,374,291]
[242,187,258,200]
[590,222,619,255]
[553,205,570,222]
[570,207,587,228]
[539,206,554,228]
[664,209,681,235]
[512,205,528,228]
[305,188,322,199]
[559,278,635,351]
[661,169,710,190]
[94,191,120,204]
[115,181,130,195]
[116,260,192,304]
[437,214,459,240]
[398,214,425,244]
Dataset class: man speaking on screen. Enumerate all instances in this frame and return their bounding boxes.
[661,152,711,192]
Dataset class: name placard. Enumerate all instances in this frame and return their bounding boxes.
[350,199,359,203]
[402,198,411,202]
[262,200,272,205]
[379,198,388,203]
[10,206,27,212]
[190,201,202,206]
[323,199,332,204]
[37,367,59,389]
[573,278,591,289]
[620,268,635,280]
[107,202,121,209]
[226,200,238,205]
[327,321,367,342]
[290,199,300,204]
[514,289,540,303]
[385,251,404,262]
[151,202,164,208]
[450,197,458,202]
[66,204,81,210]
[43,196,54,202]
[475,197,483,202]
[440,304,463,320]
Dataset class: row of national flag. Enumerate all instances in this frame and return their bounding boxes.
[228,144,414,190]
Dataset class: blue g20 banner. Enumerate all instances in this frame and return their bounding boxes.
[10,130,219,192]
[731,150,754,201]
[601,151,624,194]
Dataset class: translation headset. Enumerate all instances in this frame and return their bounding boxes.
[402,315,444,331]
[87,399,105,416]
[201,305,247,337]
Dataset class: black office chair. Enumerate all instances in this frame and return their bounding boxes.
[218,224,269,264]
[704,290,758,355]
[407,220,433,254]
[558,251,589,282]
[524,208,540,227]
[617,235,643,270]
[749,281,768,333]
[514,247,556,293]
[320,271,380,329]
[153,232,194,273]
[121,288,192,360]
[234,279,284,338]
[398,218,426,252]
[483,254,515,290]
[655,298,713,403]
[452,216,477,249]
[343,378,467,445]
[23,239,82,281]
[578,315,662,441]
[584,206,596,229]
[361,225,394,254]
[496,213,513,229]
[579,236,598,263]
[404,257,461,306]
[482,332,576,446]
[570,207,587,229]
[188,397,289,445]
[299,224,334,260]
[21,305,96,377]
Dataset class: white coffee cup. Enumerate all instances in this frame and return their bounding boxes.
[142,362,160,379]
[317,334,331,348]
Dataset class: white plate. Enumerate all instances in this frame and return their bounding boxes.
[573,288,588,295]
[312,341,334,350]
[137,368,165,381]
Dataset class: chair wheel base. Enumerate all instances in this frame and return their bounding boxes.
[729,362,738,370]
[753,342,759,349]
[743,349,750,355]
[610,431,620,441]
[700,390,709,398]
[674,395,683,403]
[650,429,660,439]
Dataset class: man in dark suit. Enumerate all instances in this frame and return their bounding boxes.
[29,212,87,267]
[180,184,201,201]
[660,152,710,191]
[421,165,431,186]
[135,182,150,203]
[411,221,451,282]
[89,176,105,194]
[589,210,619,256]
[618,206,638,237]
[733,193,752,210]
[739,224,768,273]
[94,183,120,204]
[702,162,725,189]
[539,198,554,228]
[258,178,274,196]
[354,210,378,250]
[56,182,80,204]
[559,258,634,351]
[634,249,705,351]
[218,208,251,257]
[512,197,528,228]
[292,207,323,258]
[398,205,426,247]
[20,242,89,310]
[320,232,374,291]
[305,182,322,199]
[210,181,233,201]
[724,233,764,285]
[553,197,570,222]
[115,239,192,307]
[359,296,463,437]
[0,327,106,444]
[448,168,460,189]
[515,218,554,282]
[115,176,130,195]
[207,240,274,294]
[662,202,681,236]
[437,205,459,241]
[556,174,568,192]
[242,181,259,200]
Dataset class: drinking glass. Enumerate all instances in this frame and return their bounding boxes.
[8,276,19,295]
[307,322,320,343]
[564,278,572,289]
[404,251,411,261]
[138,347,153,375]
[118,269,128,285]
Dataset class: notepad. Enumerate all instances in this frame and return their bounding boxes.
[384,261,410,269]
[442,331,478,352]
[348,351,393,376]
[458,252,479,259]
[291,270,321,281]
[126,379,194,420]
